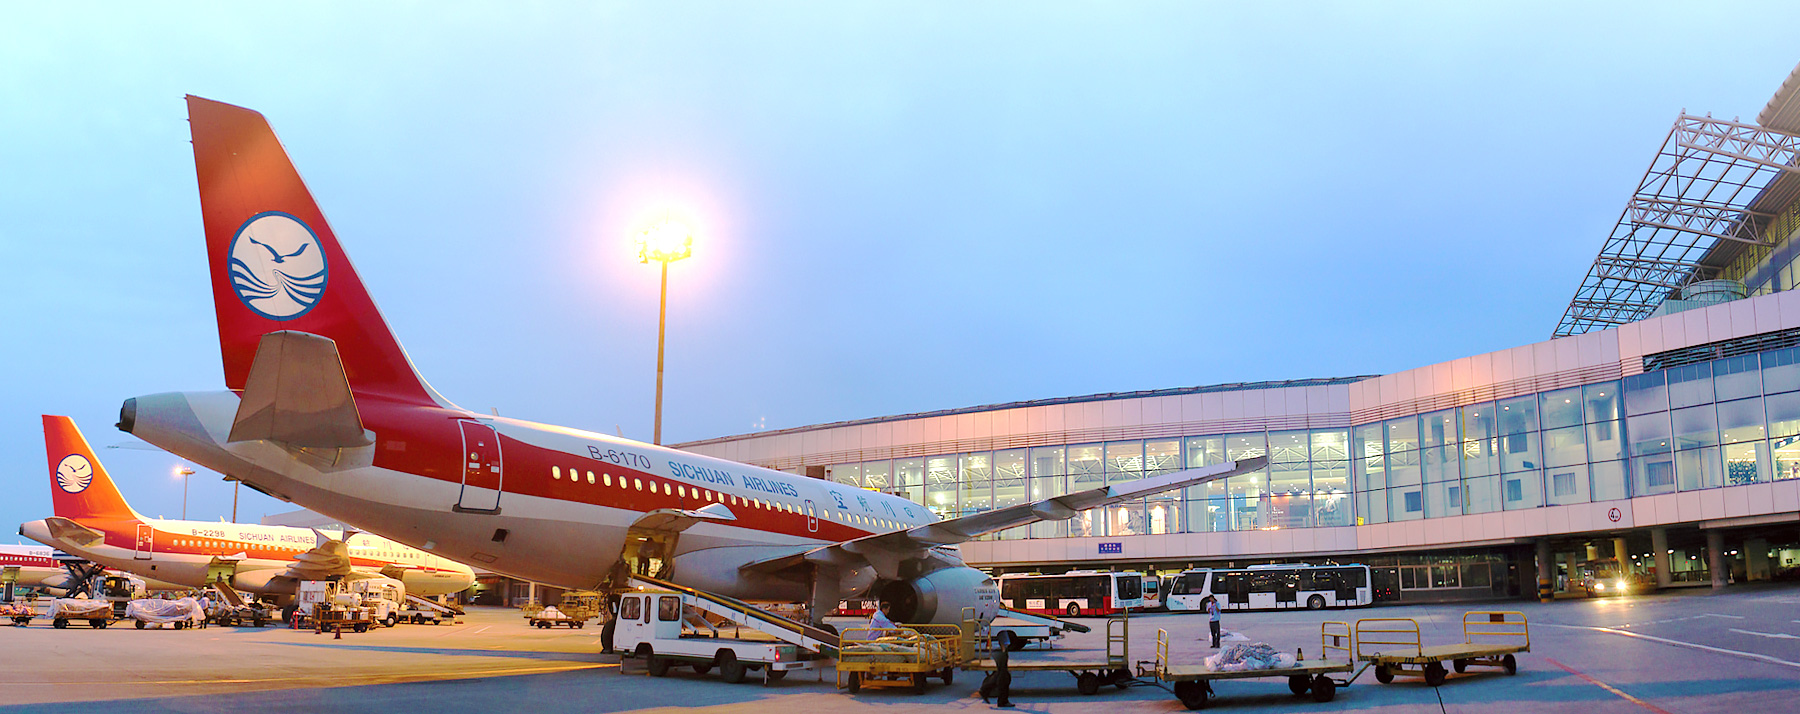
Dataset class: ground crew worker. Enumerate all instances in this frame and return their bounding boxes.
[1205,595,1222,648]
[869,601,897,630]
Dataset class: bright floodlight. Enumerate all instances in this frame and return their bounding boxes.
[638,219,694,264]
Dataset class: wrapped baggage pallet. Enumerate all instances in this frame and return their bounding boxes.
[125,597,206,629]
[48,598,116,629]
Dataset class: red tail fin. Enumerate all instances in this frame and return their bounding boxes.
[43,415,141,523]
[187,96,440,405]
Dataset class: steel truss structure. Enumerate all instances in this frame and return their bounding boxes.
[1555,115,1800,337]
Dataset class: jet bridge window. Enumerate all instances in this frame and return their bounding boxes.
[658,596,681,621]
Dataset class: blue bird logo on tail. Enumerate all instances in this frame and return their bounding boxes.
[228,211,329,320]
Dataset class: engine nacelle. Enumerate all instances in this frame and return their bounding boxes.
[878,566,999,624]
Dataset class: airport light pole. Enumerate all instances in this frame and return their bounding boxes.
[174,465,194,520]
[637,220,693,446]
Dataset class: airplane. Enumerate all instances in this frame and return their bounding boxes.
[0,544,71,592]
[2,543,187,596]
[20,415,476,601]
[117,96,1268,627]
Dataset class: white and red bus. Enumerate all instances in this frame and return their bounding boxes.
[997,570,1144,617]
[1138,572,1164,611]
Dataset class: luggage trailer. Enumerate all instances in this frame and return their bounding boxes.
[836,623,968,694]
[964,614,1139,695]
[1354,611,1529,687]
[1139,621,1358,710]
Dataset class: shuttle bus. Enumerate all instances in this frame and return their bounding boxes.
[1164,564,1373,612]
[997,570,1144,617]
[1139,573,1164,611]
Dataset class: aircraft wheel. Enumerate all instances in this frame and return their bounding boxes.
[1503,654,1517,675]
[845,671,861,693]
[1310,674,1335,703]
[717,650,745,683]
[1077,672,1100,695]
[1424,662,1447,687]
[1374,664,1393,684]
[1288,674,1310,695]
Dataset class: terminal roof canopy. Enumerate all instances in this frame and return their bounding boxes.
[1556,63,1800,338]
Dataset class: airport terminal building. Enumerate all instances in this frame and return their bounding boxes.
[674,68,1800,601]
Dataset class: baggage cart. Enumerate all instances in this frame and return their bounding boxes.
[965,615,1137,695]
[837,624,966,694]
[1140,621,1357,709]
[1355,611,1528,686]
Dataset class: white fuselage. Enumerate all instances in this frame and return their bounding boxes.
[127,389,944,600]
[18,515,472,597]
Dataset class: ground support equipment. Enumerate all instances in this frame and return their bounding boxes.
[964,615,1139,695]
[614,579,836,686]
[1354,611,1528,687]
[837,623,965,694]
[1,602,34,626]
[981,607,1091,651]
[313,604,375,634]
[1139,621,1358,710]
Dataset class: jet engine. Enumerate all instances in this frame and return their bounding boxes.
[877,565,999,624]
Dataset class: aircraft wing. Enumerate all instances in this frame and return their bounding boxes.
[743,456,1267,579]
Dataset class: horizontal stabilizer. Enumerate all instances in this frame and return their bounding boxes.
[41,517,106,549]
[228,331,374,448]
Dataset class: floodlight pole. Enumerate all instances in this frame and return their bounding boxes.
[655,259,669,446]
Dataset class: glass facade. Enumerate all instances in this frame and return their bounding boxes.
[814,345,1800,540]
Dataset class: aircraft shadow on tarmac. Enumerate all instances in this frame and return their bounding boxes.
[261,641,605,662]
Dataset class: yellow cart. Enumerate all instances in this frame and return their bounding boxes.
[1140,621,1357,709]
[836,624,966,694]
[1354,611,1528,687]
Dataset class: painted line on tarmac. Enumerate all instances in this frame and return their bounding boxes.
[3,661,618,687]
[1545,657,1672,714]
[1541,623,1800,670]
[1730,628,1800,640]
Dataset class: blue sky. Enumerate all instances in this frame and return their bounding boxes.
[3,1,1799,534]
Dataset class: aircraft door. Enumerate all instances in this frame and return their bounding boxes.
[456,421,504,513]
[804,500,818,533]
[134,523,153,560]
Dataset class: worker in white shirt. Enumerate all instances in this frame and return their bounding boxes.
[869,601,897,630]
